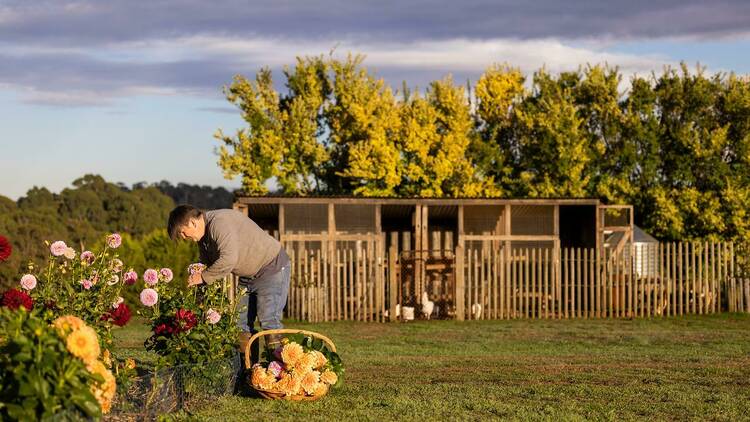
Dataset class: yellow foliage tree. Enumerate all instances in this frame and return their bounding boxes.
[399,76,499,197]
[325,55,402,196]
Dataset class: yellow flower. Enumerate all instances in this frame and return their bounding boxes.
[300,370,320,395]
[251,366,276,391]
[102,349,112,368]
[272,372,301,396]
[281,343,304,367]
[311,350,327,368]
[312,382,329,397]
[285,374,303,396]
[292,352,317,373]
[125,358,136,370]
[271,373,289,393]
[320,370,338,385]
[53,315,85,335]
[86,360,116,414]
[66,326,100,363]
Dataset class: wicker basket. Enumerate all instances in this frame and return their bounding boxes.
[244,328,337,401]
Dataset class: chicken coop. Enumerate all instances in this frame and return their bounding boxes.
[232,196,730,321]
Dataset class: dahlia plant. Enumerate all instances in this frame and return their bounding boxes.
[0,308,115,419]
[139,262,238,369]
[2,233,134,348]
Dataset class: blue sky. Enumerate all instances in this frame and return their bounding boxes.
[1,0,749,200]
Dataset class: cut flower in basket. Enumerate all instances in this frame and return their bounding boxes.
[250,332,344,399]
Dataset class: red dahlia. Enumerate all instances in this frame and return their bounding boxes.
[1,288,33,311]
[153,322,175,336]
[0,235,11,262]
[105,303,132,327]
[174,308,197,333]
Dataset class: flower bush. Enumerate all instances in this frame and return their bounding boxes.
[2,234,135,347]
[0,308,115,419]
[140,262,239,369]
[250,333,344,398]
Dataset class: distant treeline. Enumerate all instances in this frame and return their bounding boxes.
[0,174,234,291]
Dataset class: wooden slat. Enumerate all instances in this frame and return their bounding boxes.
[510,249,516,319]
[521,248,526,318]
[576,248,582,318]
[536,248,542,318]
[584,248,590,318]
[710,241,716,315]
[563,248,569,318]
[455,246,465,321]
[544,248,550,319]
[482,247,489,319]
[608,249,614,318]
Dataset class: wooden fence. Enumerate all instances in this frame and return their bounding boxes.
[278,241,746,322]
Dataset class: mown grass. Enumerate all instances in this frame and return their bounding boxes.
[113,314,750,421]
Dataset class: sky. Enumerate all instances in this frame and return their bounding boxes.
[1,0,750,200]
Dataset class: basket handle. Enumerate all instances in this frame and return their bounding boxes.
[244,329,337,369]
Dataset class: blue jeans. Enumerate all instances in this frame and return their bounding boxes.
[237,265,290,333]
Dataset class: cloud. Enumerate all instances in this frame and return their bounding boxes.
[2,0,749,44]
[0,0,745,106]
[0,36,675,106]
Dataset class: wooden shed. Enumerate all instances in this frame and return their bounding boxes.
[232,196,638,321]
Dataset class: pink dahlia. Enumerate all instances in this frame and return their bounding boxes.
[140,288,158,307]
[143,269,158,286]
[20,274,37,291]
[50,241,68,257]
[159,268,174,283]
[106,233,122,249]
[123,270,138,285]
[80,250,95,265]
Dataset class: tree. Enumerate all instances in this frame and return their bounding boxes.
[514,69,592,197]
[399,76,498,197]
[216,69,284,194]
[325,55,402,196]
[473,64,525,194]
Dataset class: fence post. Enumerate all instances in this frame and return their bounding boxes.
[388,246,398,322]
[455,245,465,321]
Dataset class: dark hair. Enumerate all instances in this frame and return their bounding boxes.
[167,205,203,240]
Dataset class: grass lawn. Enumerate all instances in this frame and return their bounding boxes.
[113,314,750,421]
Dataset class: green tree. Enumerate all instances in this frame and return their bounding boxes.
[514,69,592,197]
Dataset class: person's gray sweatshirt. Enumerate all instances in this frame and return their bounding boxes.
[198,209,288,284]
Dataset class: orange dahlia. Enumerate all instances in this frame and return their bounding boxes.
[300,370,320,395]
[86,360,116,414]
[311,350,327,369]
[292,352,317,373]
[281,342,304,367]
[53,315,85,335]
[66,326,100,363]
[251,366,276,390]
[320,370,338,385]
[312,382,329,397]
[285,373,303,396]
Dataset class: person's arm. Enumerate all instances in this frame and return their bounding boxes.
[200,228,239,284]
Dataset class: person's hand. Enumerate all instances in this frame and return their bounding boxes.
[188,270,204,287]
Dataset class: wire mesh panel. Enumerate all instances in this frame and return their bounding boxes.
[463,205,505,235]
[335,204,376,234]
[603,207,630,227]
[510,205,554,236]
[284,204,328,234]
[109,353,241,420]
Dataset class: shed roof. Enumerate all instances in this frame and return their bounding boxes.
[235,194,601,206]
[633,225,658,243]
